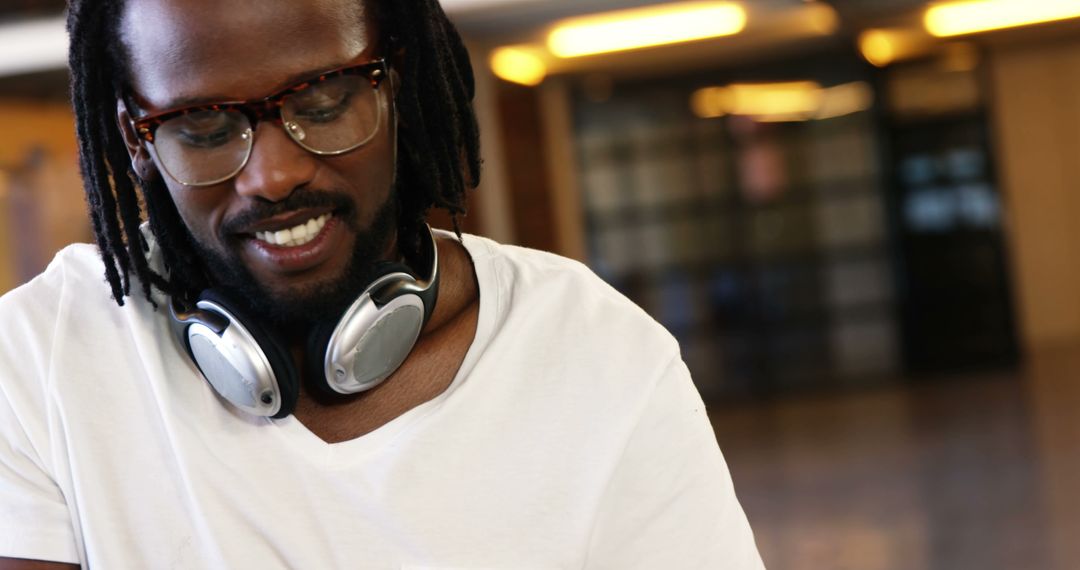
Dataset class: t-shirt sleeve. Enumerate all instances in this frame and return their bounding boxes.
[0,380,78,561]
[0,386,80,563]
[584,357,765,569]
[0,260,81,564]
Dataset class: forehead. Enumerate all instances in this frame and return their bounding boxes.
[120,0,375,110]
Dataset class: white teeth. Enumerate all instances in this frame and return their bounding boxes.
[292,224,309,241]
[255,214,330,248]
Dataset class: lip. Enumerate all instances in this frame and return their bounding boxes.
[237,207,335,235]
[242,214,345,274]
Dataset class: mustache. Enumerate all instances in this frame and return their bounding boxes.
[219,189,358,237]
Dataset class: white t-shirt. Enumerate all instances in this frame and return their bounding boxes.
[0,233,763,569]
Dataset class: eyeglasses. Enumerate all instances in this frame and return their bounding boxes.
[130,58,390,187]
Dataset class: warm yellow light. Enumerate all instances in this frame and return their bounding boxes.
[691,81,874,122]
[807,2,841,36]
[489,46,547,86]
[548,1,747,58]
[858,28,938,67]
[727,81,823,119]
[925,0,1080,37]
[859,29,898,67]
[691,87,728,119]
[814,82,875,120]
[690,81,820,122]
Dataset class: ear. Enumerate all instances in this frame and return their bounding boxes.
[115,98,156,179]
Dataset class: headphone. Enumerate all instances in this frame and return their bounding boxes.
[169,225,440,419]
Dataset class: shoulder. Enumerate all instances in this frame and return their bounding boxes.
[0,241,165,427]
[0,245,113,453]
[462,233,657,317]
[461,233,681,365]
[0,244,102,353]
[0,244,133,377]
[0,243,108,327]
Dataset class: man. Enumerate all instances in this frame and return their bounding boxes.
[0,0,763,567]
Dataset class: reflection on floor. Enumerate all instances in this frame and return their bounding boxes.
[710,345,1080,570]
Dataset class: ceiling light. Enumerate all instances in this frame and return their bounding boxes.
[925,0,1080,37]
[691,87,728,119]
[691,81,874,122]
[859,29,899,67]
[489,46,547,86]
[814,82,875,120]
[806,2,841,36]
[548,1,747,59]
[858,28,936,67]
[0,16,68,77]
[726,81,824,120]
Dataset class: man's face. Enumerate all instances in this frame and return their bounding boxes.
[119,0,397,325]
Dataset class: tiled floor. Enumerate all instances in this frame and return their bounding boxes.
[710,345,1080,570]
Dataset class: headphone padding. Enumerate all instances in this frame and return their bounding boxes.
[370,261,414,281]
[303,260,420,397]
[199,289,300,419]
[304,318,342,399]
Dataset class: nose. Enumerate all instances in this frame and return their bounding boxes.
[232,122,317,202]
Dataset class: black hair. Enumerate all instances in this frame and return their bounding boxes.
[66,0,481,307]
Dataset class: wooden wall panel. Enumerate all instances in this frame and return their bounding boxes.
[990,38,1080,348]
[0,100,86,293]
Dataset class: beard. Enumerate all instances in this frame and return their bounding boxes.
[190,188,399,331]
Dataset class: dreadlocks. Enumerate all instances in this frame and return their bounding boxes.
[66,0,482,307]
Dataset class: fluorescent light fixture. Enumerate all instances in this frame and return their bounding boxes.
[814,82,875,121]
[725,81,823,121]
[0,16,68,77]
[925,0,1080,37]
[490,46,547,86]
[691,81,874,122]
[547,1,747,59]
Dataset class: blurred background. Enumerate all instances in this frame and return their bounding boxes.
[2,0,1080,567]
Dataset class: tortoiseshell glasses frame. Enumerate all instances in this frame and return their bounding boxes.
[128,58,390,187]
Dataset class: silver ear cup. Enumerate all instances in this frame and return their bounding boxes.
[185,301,283,417]
[323,290,426,394]
[306,226,439,398]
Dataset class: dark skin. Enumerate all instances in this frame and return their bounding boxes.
[289,239,478,443]
[1,2,478,566]
[113,0,479,441]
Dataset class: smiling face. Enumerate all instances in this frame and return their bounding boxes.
[118,0,398,325]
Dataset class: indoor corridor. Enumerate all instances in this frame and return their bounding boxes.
[715,345,1080,570]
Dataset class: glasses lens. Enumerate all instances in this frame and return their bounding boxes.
[155,110,253,185]
[282,74,381,154]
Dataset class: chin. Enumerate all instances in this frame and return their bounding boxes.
[205,244,385,328]
[186,188,400,329]
[258,275,367,327]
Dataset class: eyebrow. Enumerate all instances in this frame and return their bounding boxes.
[151,59,356,112]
